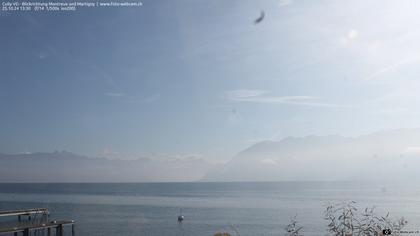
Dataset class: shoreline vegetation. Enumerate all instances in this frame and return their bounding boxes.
[214,201,407,236]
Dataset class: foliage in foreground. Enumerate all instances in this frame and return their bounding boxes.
[285,215,304,236]
[214,233,232,236]
[213,201,407,236]
[324,201,407,236]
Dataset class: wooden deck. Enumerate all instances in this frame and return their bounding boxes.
[0,220,75,235]
[0,209,49,218]
[0,208,75,236]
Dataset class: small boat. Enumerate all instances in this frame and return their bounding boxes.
[177,209,184,222]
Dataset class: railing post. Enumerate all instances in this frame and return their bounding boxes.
[56,224,64,236]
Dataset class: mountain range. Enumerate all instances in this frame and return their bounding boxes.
[203,129,420,181]
[0,151,212,182]
[2,129,420,182]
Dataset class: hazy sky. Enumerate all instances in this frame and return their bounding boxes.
[2,0,420,161]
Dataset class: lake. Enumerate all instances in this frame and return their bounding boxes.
[0,182,419,235]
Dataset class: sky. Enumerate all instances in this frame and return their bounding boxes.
[2,0,420,162]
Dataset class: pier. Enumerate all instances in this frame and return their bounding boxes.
[0,208,75,236]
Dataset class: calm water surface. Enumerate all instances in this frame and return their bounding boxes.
[0,182,419,235]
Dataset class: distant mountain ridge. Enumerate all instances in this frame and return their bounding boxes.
[3,129,420,182]
[0,150,87,160]
[203,129,420,182]
[0,151,213,182]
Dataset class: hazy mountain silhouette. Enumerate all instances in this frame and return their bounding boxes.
[0,151,213,182]
[3,129,420,182]
[203,129,420,182]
